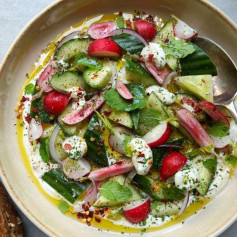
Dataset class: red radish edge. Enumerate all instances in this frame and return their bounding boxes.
[134,20,157,42]
[62,94,105,125]
[38,61,59,92]
[176,108,213,147]
[123,198,151,224]
[88,21,117,39]
[199,101,230,128]
[84,181,102,204]
[142,122,171,148]
[116,79,133,100]
[88,160,133,181]
[108,28,148,46]
[174,20,198,40]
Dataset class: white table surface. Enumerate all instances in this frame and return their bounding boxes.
[0,0,237,236]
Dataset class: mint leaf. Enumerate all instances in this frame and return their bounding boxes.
[203,158,217,173]
[58,200,69,213]
[162,186,185,201]
[162,38,195,59]
[116,16,125,28]
[131,110,140,130]
[25,83,35,94]
[139,109,162,127]
[206,121,229,137]
[39,136,50,163]
[99,180,132,202]
[122,135,133,157]
[103,83,146,111]
[225,155,237,164]
[72,53,102,70]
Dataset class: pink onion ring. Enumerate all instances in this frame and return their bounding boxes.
[178,191,190,217]
[108,28,148,46]
[163,71,178,89]
[124,169,137,185]
[56,31,80,49]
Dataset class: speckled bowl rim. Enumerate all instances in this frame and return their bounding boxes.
[0,0,237,236]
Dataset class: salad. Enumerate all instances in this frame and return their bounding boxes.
[15,11,237,233]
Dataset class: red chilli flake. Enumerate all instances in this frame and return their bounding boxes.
[94,125,99,131]
[64,143,73,150]
[95,217,101,223]
[103,111,111,117]
[31,108,37,113]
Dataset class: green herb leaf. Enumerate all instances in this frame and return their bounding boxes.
[206,121,229,137]
[25,83,35,95]
[139,109,162,127]
[225,155,237,165]
[99,180,132,202]
[39,136,50,163]
[103,83,146,112]
[162,186,185,201]
[58,200,69,213]
[203,158,217,173]
[95,110,113,134]
[116,17,125,28]
[112,33,145,55]
[122,135,133,157]
[162,38,195,59]
[131,110,140,130]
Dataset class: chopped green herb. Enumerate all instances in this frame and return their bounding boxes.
[206,121,229,137]
[58,200,69,213]
[203,158,217,173]
[116,17,125,28]
[25,83,35,95]
[162,186,185,201]
[225,155,237,165]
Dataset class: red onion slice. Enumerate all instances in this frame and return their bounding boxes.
[49,125,62,165]
[28,118,43,142]
[157,144,184,149]
[88,21,117,39]
[62,157,91,181]
[108,28,148,46]
[124,169,137,185]
[178,191,190,217]
[56,31,80,49]
[163,71,178,89]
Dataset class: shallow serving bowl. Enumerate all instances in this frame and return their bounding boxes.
[1,0,237,236]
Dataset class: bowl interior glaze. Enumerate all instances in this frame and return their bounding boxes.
[1,0,237,236]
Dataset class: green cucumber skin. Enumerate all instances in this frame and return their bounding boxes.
[112,33,145,55]
[151,201,180,217]
[180,44,217,76]
[54,38,92,62]
[84,114,109,167]
[41,168,89,203]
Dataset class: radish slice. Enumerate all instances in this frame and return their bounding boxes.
[62,94,105,125]
[38,61,59,93]
[49,125,62,165]
[199,101,230,128]
[108,28,148,46]
[62,157,91,181]
[56,31,80,49]
[28,118,43,142]
[142,122,171,148]
[211,135,231,149]
[176,109,213,147]
[88,21,117,39]
[178,191,190,217]
[108,127,132,154]
[163,71,178,88]
[123,198,151,224]
[88,160,133,181]
[144,60,171,85]
[116,79,133,100]
[174,19,198,40]
[84,181,102,204]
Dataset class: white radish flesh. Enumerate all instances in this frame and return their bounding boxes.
[28,118,43,142]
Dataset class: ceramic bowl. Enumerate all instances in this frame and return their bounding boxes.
[1,0,237,236]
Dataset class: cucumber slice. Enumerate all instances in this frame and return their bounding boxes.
[191,154,216,196]
[133,175,164,200]
[151,201,180,217]
[58,103,78,136]
[54,128,68,161]
[180,44,217,76]
[41,168,89,203]
[166,56,178,70]
[50,71,90,93]
[175,93,206,121]
[94,175,142,207]
[54,38,92,62]
[125,56,157,87]
[175,75,213,102]
[83,65,112,89]
[100,104,133,128]
[155,20,174,43]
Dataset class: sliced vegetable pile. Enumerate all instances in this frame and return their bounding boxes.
[18,11,237,229]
